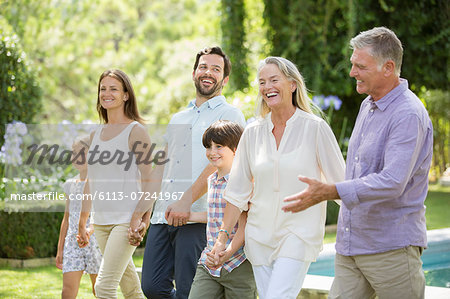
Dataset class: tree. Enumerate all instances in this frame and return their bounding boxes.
[261,0,449,146]
[221,0,250,93]
[0,18,42,145]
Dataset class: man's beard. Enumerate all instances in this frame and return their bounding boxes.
[194,76,223,97]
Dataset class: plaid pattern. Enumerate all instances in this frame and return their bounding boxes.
[198,171,246,277]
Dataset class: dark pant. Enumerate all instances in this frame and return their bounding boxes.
[141,223,207,299]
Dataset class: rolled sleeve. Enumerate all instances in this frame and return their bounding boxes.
[335,180,360,210]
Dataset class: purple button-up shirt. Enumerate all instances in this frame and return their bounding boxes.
[335,79,433,256]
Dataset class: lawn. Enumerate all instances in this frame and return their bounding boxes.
[0,256,144,299]
[0,186,448,298]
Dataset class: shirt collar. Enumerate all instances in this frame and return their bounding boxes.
[187,95,226,110]
[266,107,301,131]
[210,171,229,183]
[370,78,408,112]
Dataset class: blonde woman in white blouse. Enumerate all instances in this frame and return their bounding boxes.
[210,57,345,299]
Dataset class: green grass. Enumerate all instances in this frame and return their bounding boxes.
[0,256,144,299]
[323,185,450,244]
[0,186,448,297]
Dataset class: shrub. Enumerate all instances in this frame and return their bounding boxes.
[0,208,64,259]
[326,201,340,225]
[0,18,42,146]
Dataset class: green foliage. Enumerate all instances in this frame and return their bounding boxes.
[0,0,222,124]
[354,0,449,90]
[423,89,450,176]
[0,210,63,258]
[221,0,249,92]
[326,200,340,225]
[262,0,449,142]
[0,18,42,145]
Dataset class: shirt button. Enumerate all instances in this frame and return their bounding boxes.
[170,179,173,183]
[354,156,358,161]
[345,227,349,232]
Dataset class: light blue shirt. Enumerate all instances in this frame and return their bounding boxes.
[335,79,433,256]
[151,95,246,224]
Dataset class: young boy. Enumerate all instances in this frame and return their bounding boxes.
[188,120,257,299]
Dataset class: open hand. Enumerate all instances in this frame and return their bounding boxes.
[282,176,338,213]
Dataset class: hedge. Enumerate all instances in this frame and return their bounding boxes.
[0,211,64,259]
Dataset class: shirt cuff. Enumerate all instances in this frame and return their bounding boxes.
[335,180,359,210]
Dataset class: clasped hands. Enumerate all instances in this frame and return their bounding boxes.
[128,219,148,247]
[76,225,94,248]
[206,239,232,270]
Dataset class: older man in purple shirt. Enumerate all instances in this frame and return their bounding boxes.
[283,27,433,299]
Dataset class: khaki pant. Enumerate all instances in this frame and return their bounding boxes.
[94,224,144,299]
[329,246,425,299]
[189,260,257,299]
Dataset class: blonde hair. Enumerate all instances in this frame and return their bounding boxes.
[256,57,313,117]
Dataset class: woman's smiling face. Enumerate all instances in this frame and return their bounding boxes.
[99,76,128,111]
[258,63,296,111]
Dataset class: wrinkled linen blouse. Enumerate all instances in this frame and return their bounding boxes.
[224,108,345,266]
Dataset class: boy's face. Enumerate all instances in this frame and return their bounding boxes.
[205,141,234,171]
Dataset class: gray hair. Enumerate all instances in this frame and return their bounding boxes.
[256,56,313,117]
[350,27,403,76]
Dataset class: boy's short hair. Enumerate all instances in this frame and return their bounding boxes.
[202,120,244,152]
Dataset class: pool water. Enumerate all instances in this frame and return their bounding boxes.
[307,228,450,288]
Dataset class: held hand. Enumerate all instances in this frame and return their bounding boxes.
[165,199,191,227]
[77,226,90,248]
[282,176,337,213]
[55,253,63,270]
[128,221,147,246]
[209,238,227,268]
[206,248,232,270]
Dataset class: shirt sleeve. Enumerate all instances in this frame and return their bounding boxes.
[316,120,346,184]
[220,108,246,128]
[336,113,425,210]
[223,127,252,212]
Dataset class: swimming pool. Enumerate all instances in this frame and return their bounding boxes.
[307,228,450,288]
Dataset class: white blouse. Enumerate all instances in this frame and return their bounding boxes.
[224,108,345,266]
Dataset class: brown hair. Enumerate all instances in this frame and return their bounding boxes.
[202,120,244,152]
[96,69,144,124]
[193,46,231,79]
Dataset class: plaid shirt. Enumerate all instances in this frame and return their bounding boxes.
[198,171,246,277]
